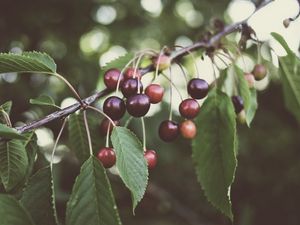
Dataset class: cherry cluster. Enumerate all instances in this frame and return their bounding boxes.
[95,54,268,170]
[97,66,163,169]
[158,78,209,142]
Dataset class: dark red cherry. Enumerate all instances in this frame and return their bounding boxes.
[158,120,179,142]
[187,78,209,99]
[231,96,244,114]
[100,118,120,136]
[104,68,123,90]
[145,84,164,104]
[126,94,150,117]
[97,147,116,168]
[144,150,157,169]
[180,120,197,139]
[124,67,141,80]
[121,78,143,98]
[252,64,267,81]
[103,96,126,120]
[179,98,200,119]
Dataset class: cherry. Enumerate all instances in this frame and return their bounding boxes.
[144,150,157,169]
[179,98,200,119]
[126,94,150,117]
[244,73,255,88]
[100,118,119,136]
[252,64,267,81]
[145,84,164,104]
[180,120,197,139]
[237,110,246,124]
[121,78,143,98]
[283,18,291,28]
[159,120,179,142]
[187,78,209,99]
[97,147,116,168]
[231,96,244,114]
[124,67,141,80]
[152,54,171,71]
[104,68,123,90]
[103,96,126,120]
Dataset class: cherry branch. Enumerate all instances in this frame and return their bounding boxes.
[14,0,274,134]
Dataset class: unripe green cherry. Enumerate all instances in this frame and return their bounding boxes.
[237,110,246,124]
[244,73,255,88]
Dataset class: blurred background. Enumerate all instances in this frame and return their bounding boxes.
[1,0,300,224]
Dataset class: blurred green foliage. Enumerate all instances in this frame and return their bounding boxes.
[0,0,300,225]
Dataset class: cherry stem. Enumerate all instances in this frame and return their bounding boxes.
[141,117,146,152]
[168,67,173,121]
[54,73,83,104]
[216,51,234,64]
[133,53,144,80]
[133,53,145,94]
[214,53,231,68]
[124,116,133,128]
[175,45,200,78]
[87,105,116,127]
[0,110,12,127]
[50,118,67,171]
[154,46,167,81]
[17,71,83,105]
[176,63,188,86]
[136,49,158,56]
[115,54,143,93]
[105,122,111,148]
[224,44,246,70]
[161,72,183,101]
[83,110,93,156]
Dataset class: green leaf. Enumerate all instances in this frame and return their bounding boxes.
[192,90,237,221]
[0,194,35,225]
[0,124,26,140]
[222,67,235,97]
[0,101,12,114]
[30,94,60,109]
[245,89,258,126]
[234,65,251,109]
[68,112,91,163]
[0,101,12,125]
[271,33,300,123]
[66,156,122,225]
[97,53,134,89]
[21,167,58,225]
[234,65,252,126]
[271,32,294,56]
[0,139,29,191]
[0,51,56,74]
[22,132,39,179]
[217,69,228,90]
[111,126,148,211]
[102,53,134,70]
